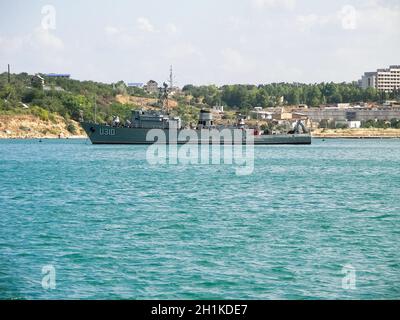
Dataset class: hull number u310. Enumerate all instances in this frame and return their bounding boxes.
[100,128,116,136]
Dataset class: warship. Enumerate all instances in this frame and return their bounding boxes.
[81,84,311,145]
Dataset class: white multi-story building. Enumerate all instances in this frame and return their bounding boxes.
[359,65,400,92]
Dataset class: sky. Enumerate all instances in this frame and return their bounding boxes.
[0,0,399,86]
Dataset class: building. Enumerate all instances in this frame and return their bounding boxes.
[212,105,224,114]
[250,109,272,120]
[143,80,158,94]
[359,72,376,90]
[348,121,361,128]
[359,65,400,92]
[127,83,143,88]
[273,108,293,120]
[297,104,309,109]
[32,74,45,88]
[299,106,400,122]
[45,73,71,78]
[383,100,400,108]
[376,66,400,91]
[169,86,182,95]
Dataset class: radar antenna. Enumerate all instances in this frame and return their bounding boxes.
[169,65,173,90]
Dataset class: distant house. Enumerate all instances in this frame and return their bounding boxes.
[212,105,224,114]
[169,86,182,95]
[348,121,361,128]
[45,73,71,78]
[337,103,351,109]
[273,108,293,120]
[383,100,400,108]
[127,83,144,88]
[43,85,65,92]
[297,104,308,109]
[144,80,158,94]
[250,108,272,120]
[292,112,308,120]
[32,74,45,88]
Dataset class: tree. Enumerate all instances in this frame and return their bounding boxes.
[287,89,300,105]
[307,86,322,107]
[255,90,269,107]
[114,81,127,95]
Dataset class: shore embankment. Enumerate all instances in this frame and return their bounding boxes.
[0,114,86,139]
[312,128,400,139]
[2,115,400,139]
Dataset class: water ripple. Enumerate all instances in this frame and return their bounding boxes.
[0,139,399,299]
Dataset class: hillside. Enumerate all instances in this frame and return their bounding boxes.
[0,114,85,139]
[2,71,400,139]
[115,94,178,109]
[0,72,148,126]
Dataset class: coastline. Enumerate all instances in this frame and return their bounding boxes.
[2,114,400,140]
[0,135,87,140]
[313,136,400,139]
[2,132,400,140]
[0,114,85,139]
[311,128,400,139]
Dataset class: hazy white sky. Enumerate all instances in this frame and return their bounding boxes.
[0,0,399,85]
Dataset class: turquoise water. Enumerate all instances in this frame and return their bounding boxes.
[0,138,399,300]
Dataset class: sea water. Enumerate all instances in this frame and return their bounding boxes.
[0,138,399,299]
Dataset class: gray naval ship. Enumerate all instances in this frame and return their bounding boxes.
[81,109,311,145]
[81,84,311,145]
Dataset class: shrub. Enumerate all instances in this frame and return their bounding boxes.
[49,113,57,123]
[30,106,49,121]
[67,122,77,134]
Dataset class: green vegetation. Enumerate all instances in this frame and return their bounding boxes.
[182,83,400,110]
[361,119,400,129]
[1,72,400,126]
[66,122,77,134]
[0,103,58,121]
[175,103,201,125]
[0,72,141,123]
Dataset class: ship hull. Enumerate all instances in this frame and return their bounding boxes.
[81,122,312,145]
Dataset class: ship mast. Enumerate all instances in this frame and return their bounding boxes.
[159,66,174,114]
[169,65,173,90]
[160,82,169,114]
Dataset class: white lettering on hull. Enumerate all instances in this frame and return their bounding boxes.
[99,128,116,136]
